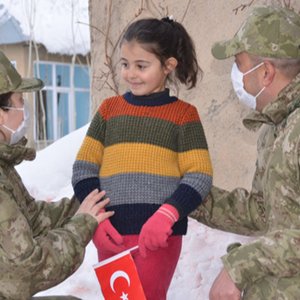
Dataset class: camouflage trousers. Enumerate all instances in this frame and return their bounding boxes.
[243,275,300,300]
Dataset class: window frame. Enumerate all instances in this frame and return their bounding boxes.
[33,60,90,143]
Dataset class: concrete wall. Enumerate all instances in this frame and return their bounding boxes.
[89,0,300,190]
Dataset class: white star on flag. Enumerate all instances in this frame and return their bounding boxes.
[120,291,129,300]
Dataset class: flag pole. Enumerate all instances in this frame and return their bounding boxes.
[93,245,139,268]
[126,245,138,252]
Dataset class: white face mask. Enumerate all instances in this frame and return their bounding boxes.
[231,62,266,110]
[1,101,30,144]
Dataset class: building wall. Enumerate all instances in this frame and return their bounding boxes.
[89,0,300,190]
[0,43,90,148]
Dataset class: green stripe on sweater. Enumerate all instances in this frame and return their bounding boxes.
[87,115,208,151]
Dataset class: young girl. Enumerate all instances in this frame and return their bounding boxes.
[72,16,213,299]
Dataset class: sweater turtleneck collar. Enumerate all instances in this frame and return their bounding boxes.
[123,89,177,106]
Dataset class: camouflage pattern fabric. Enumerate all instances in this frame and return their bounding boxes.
[0,138,98,299]
[211,6,300,59]
[190,72,300,299]
[0,50,43,94]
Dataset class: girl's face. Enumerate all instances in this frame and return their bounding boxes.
[120,41,170,96]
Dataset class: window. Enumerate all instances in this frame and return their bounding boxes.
[34,61,90,144]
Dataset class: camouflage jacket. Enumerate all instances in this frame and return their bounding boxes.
[190,73,300,299]
[0,139,98,300]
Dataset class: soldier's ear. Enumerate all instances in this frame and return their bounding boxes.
[261,61,276,86]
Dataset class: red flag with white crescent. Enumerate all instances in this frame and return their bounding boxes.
[93,246,146,300]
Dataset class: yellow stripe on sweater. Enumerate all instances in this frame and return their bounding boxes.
[76,136,104,165]
[100,143,212,177]
[100,143,181,177]
[178,150,213,176]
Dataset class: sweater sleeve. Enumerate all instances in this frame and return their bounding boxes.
[72,102,107,202]
[166,105,213,218]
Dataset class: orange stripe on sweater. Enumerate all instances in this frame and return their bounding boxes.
[98,95,201,124]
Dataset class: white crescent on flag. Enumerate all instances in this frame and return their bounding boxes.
[110,270,131,293]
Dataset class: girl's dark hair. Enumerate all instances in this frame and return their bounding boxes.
[121,17,202,89]
[0,92,12,110]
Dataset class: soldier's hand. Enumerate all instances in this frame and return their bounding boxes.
[76,189,114,224]
[209,268,241,300]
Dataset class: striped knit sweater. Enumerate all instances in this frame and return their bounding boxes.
[72,89,213,235]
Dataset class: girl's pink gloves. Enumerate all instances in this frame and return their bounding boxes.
[93,218,125,253]
[138,204,179,257]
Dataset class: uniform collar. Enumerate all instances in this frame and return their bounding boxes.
[243,73,300,131]
[0,137,36,166]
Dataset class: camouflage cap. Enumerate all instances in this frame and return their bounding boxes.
[212,6,300,59]
[0,50,43,95]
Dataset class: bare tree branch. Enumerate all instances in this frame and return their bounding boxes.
[233,0,256,15]
[180,0,192,22]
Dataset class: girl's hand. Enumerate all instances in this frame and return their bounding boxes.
[93,218,125,253]
[76,189,114,224]
[138,204,178,257]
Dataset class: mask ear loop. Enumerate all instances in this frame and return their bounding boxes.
[0,103,26,144]
[0,106,25,133]
[244,62,266,100]
[1,124,15,134]
[0,106,24,111]
[243,62,265,76]
[255,86,266,98]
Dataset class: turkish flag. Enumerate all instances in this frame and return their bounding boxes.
[94,246,146,300]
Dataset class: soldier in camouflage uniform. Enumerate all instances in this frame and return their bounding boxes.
[0,50,114,299]
[190,6,300,300]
